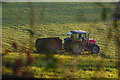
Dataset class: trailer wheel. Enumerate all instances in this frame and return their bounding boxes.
[64,43,70,52]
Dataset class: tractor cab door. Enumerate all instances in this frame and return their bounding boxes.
[71,33,79,40]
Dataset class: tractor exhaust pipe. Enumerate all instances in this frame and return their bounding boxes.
[88,32,91,40]
[87,32,91,45]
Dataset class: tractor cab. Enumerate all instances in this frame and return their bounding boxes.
[67,30,87,41]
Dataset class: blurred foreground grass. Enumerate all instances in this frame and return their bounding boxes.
[2,52,118,78]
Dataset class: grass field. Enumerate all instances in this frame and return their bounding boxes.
[2,2,119,79]
[2,52,118,78]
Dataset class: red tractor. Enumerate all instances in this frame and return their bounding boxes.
[64,30,100,54]
[35,30,100,54]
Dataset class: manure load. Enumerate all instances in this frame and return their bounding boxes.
[35,37,62,53]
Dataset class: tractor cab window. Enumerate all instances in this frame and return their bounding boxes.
[80,33,86,41]
[71,33,86,40]
[71,33,79,40]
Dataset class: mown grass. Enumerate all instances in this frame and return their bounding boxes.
[2,22,118,58]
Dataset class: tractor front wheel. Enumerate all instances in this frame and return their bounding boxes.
[91,45,100,54]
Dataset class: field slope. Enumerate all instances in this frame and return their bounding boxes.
[2,2,119,79]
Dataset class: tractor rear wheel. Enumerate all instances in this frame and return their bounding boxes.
[91,45,100,54]
[70,42,82,54]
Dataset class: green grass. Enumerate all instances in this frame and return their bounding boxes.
[2,2,115,26]
[2,2,119,79]
[2,53,118,78]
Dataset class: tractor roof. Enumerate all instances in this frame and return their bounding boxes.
[67,30,87,34]
[71,30,87,34]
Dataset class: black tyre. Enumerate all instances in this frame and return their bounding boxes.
[91,45,100,54]
[64,43,70,52]
[64,38,72,52]
[70,42,82,54]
